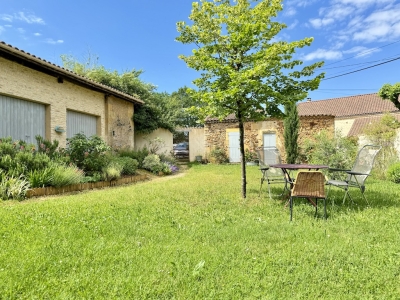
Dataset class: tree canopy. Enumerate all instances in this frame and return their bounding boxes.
[61,55,200,133]
[176,0,324,198]
[378,83,400,110]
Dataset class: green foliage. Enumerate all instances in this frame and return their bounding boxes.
[284,102,299,164]
[300,130,357,170]
[363,113,400,179]
[66,133,111,175]
[28,167,54,188]
[244,149,258,162]
[0,172,30,200]
[35,135,61,159]
[210,147,229,164]
[387,162,400,183]
[51,164,85,187]
[118,148,150,168]
[142,154,164,174]
[378,82,400,110]
[176,0,324,197]
[113,157,138,175]
[102,162,123,181]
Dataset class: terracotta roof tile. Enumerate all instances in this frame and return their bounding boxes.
[0,41,143,104]
[347,113,400,136]
[298,93,398,118]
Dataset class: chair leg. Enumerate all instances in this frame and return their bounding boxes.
[315,199,318,217]
[360,189,369,206]
[290,196,293,221]
[259,177,264,197]
[323,198,327,220]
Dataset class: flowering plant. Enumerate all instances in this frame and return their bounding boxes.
[244,149,258,162]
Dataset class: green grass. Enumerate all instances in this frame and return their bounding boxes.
[1,164,399,299]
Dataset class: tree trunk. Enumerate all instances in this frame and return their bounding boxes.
[238,113,247,198]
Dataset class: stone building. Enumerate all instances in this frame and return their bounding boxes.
[0,41,143,149]
[204,114,334,163]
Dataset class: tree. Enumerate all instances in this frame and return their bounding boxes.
[176,0,324,198]
[284,101,299,164]
[61,55,178,134]
[378,83,400,110]
[170,87,204,128]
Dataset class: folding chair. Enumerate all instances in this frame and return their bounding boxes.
[290,171,327,221]
[256,148,287,199]
[326,144,381,205]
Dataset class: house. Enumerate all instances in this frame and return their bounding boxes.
[0,41,144,149]
[204,113,334,163]
[297,93,400,137]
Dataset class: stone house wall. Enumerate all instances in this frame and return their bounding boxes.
[0,57,135,148]
[204,115,334,162]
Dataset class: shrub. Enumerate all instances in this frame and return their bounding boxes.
[300,130,357,170]
[118,148,149,168]
[210,147,229,164]
[66,133,111,175]
[0,172,30,201]
[142,154,164,174]
[113,157,138,175]
[28,167,54,188]
[102,162,123,181]
[52,164,85,187]
[387,162,400,183]
[35,135,61,159]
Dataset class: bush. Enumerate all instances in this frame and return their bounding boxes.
[0,171,30,201]
[142,154,164,174]
[387,162,400,183]
[66,133,111,175]
[210,147,229,164]
[300,130,357,170]
[102,162,123,181]
[28,167,54,188]
[52,164,85,187]
[113,157,138,175]
[118,148,149,168]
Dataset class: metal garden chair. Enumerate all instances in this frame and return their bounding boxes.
[290,171,327,221]
[326,144,381,205]
[256,148,287,199]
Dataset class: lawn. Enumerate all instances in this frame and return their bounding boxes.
[0,164,399,299]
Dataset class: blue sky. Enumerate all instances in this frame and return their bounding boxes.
[1,0,399,101]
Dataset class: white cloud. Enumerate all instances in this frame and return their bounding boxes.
[0,14,13,22]
[303,49,343,61]
[284,6,297,16]
[45,38,64,45]
[332,0,394,8]
[0,26,4,34]
[287,0,318,7]
[309,18,335,29]
[343,46,381,57]
[0,12,45,24]
[34,32,41,36]
[17,28,25,34]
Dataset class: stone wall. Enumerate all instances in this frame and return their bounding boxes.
[0,57,135,149]
[205,115,335,162]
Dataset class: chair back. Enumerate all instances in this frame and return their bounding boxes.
[256,148,284,177]
[292,171,326,198]
[348,145,382,185]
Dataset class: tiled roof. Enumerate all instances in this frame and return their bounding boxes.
[297,93,398,118]
[0,41,143,104]
[347,113,400,136]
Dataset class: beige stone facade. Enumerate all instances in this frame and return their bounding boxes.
[204,115,334,163]
[0,44,141,149]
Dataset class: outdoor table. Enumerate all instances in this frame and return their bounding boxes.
[269,164,329,206]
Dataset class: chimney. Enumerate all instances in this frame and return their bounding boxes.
[307,97,311,102]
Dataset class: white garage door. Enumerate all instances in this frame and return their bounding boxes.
[0,94,45,144]
[67,110,97,139]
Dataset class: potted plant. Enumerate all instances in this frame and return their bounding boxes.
[245,149,258,166]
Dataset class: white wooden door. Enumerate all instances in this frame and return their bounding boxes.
[228,131,240,163]
[263,133,278,164]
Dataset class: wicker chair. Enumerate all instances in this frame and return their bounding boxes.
[326,144,381,205]
[289,171,327,221]
[256,148,287,199]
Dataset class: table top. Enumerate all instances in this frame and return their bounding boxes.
[269,163,329,170]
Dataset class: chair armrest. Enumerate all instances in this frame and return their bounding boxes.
[346,171,369,176]
[328,168,351,172]
[259,167,269,171]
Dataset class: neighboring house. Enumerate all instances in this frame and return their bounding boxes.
[204,114,334,163]
[0,41,143,149]
[297,93,400,138]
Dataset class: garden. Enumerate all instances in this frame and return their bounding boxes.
[0,134,179,200]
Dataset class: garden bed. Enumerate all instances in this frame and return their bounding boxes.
[26,174,149,198]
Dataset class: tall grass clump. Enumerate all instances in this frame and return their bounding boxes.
[52,164,85,187]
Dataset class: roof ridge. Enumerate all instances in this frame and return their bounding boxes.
[0,40,143,104]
